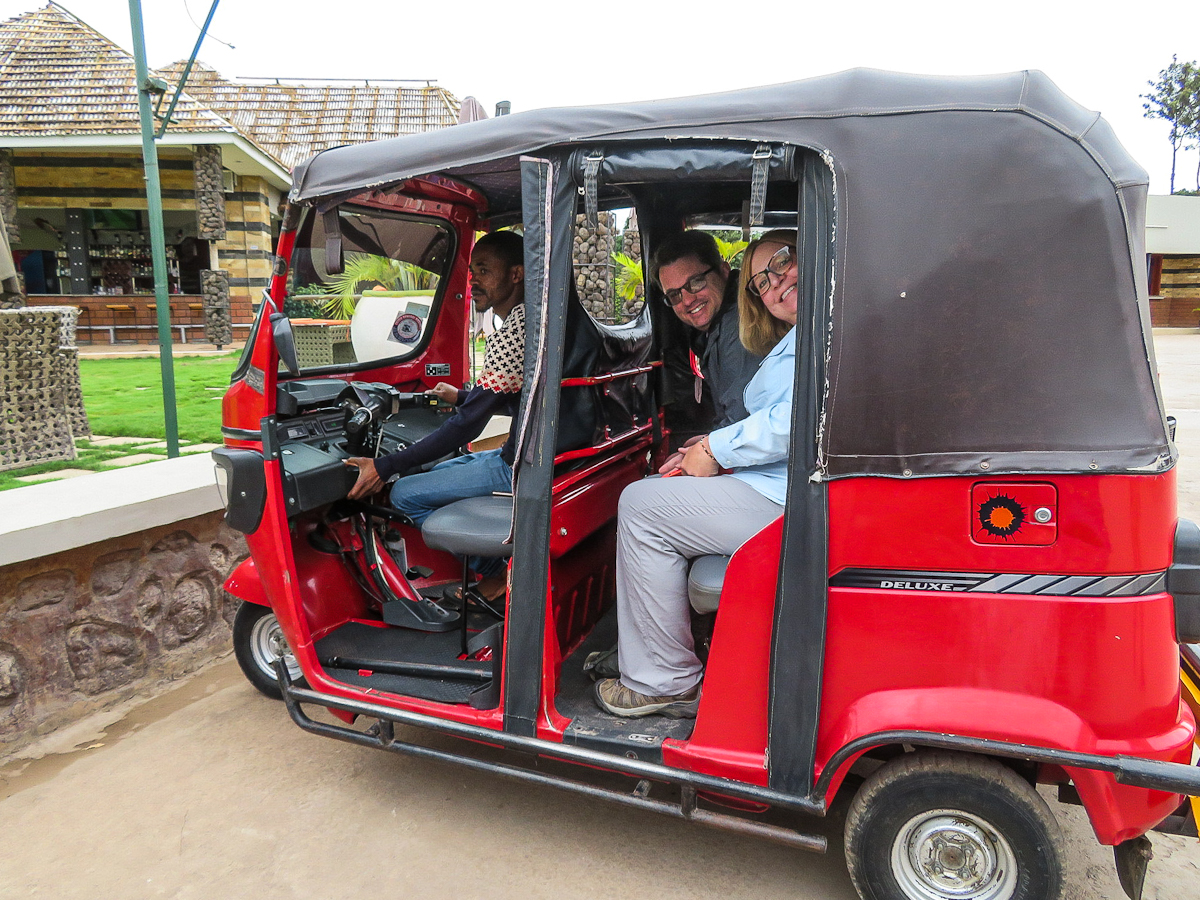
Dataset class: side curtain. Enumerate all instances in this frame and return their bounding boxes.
[504,155,576,735]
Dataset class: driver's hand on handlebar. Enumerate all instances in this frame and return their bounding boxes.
[657,435,705,475]
[345,457,384,500]
[428,382,460,405]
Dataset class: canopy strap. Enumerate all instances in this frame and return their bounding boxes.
[582,150,604,228]
[322,208,343,275]
[749,143,772,227]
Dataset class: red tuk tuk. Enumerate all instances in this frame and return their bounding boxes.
[215,69,1200,900]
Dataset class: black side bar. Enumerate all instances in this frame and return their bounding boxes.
[276,663,826,853]
[816,730,1200,799]
[320,656,491,683]
[276,662,824,817]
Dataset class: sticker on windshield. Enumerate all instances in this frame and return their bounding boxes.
[389,313,422,344]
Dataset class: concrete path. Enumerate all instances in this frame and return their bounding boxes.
[2,335,1200,899]
[77,341,244,359]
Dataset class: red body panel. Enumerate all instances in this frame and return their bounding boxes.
[222,189,478,440]
[224,557,269,607]
[227,190,506,732]
[664,472,1193,842]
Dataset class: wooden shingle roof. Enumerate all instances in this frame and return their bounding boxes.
[0,3,235,137]
[0,3,461,171]
[157,62,462,170]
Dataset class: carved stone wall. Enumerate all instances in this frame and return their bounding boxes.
[0,512,247,753]
[0,309,75,471]
[193,144,226,241]
[201,268,232,347]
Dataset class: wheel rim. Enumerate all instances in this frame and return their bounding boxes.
[249,612,302,683]
[891,809,1019,900]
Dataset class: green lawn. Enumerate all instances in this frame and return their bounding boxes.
[79,352,242,443]
[4,339,482,491]
[0,354,241,492]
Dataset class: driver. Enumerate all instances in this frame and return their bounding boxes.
[345,231,525,602]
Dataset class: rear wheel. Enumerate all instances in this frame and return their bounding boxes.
[232,601,303,700]
[844,751,1064,900]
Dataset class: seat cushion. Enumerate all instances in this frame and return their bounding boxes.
[421,495,514,558]
[688,555,730,614]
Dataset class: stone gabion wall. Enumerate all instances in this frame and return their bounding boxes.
[193,144,227,241]
[0,513,247,754]
[0,281,21,311]
[201,268,232,347]
[57,348,90,439]
[0,150,18,244]
[0,309,75,472]
[573,212,613,320]
[37,305,90,439]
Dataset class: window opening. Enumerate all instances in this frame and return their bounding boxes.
[288,205,453,371]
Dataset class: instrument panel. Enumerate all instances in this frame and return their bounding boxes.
[275,403,451,516]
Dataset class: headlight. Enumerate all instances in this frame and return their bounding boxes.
[214,462,230,509]
[211,448,267,534]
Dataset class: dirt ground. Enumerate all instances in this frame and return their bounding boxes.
[2,334,1200,899]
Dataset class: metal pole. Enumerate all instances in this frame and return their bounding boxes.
[128,0,179,457]
[155,1,221,138]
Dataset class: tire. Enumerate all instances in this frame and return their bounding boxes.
[232,601,304,700]
[843,751,1065,900]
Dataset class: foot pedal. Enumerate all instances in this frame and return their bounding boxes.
[380,594,460,632]
[308,529,341,554]
[406,565,434,580]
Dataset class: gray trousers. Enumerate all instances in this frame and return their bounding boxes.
[616,475,783,696]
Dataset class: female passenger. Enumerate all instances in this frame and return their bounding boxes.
[593,230,799,719]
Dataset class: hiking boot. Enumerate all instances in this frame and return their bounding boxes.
[592,678,700,719]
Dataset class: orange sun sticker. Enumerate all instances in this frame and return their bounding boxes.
[977,494,1025,538]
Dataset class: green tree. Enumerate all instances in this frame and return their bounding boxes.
[319,254,438,319]
[1142,55,1200,193]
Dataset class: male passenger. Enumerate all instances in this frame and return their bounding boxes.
[345,230,525,603]
[583,231,766,681]
[651,231,764,463]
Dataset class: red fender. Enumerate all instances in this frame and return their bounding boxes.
[224,557,270,608]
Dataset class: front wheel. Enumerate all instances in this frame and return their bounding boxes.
[232,601,304,700]
[844,751,1065,900]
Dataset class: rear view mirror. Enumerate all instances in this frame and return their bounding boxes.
[270,312,301,375]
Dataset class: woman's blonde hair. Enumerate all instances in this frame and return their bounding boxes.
[737,229,798,356]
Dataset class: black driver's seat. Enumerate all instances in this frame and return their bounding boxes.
[421,494,514,563]
[420,494,514,708]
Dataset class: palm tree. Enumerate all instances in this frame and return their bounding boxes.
[319,254,439,319]
[611,235,749,310]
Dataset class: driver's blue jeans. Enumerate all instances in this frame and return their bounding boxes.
[389,448,512,578]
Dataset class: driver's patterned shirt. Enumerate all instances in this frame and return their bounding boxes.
[476,303,525,394]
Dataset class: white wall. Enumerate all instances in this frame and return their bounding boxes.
[1147,194,1200,255]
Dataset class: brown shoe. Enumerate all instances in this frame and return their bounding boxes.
[593,678,700,719]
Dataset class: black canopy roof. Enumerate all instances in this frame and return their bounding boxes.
[291,69,1144,209]
[289,69,1172,479]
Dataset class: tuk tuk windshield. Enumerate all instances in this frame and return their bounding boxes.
[286,206,453,371]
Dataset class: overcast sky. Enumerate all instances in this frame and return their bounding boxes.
[3,1,1199,194]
